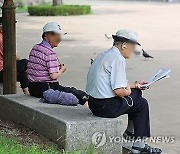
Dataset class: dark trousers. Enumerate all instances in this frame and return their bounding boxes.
[0,59,29,89]
[28,82,88,105]
[88,89,150,138]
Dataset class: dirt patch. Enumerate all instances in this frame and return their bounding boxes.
[0,119,61,150]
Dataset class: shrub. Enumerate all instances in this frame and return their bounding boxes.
[28,5,91,16]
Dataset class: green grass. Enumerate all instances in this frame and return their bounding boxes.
[0,132,59,154]
[0,132,97,154]
[28,5,91,16]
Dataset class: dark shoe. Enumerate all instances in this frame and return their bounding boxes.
[132,144,162,154]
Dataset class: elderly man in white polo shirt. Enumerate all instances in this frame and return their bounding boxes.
[86,30,162,154]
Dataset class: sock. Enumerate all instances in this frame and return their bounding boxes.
[133,139,145,148]
[132,139,145,153]
[126,120,134,134]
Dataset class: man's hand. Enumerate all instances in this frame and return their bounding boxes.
[59,64,66,73]
[16,55,21,61]
[135,80,149,90]
[50,64,66,80]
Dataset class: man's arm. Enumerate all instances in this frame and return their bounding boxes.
[110,59,130,97]
[50,64,66,80]
[114,80,148,97]
[114,83,131,97]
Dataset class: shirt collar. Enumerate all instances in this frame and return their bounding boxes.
[111,46,124,58]
[110,46,125,60]
[41,40,53,49]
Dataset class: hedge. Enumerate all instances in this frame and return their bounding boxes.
[28,5,91,16]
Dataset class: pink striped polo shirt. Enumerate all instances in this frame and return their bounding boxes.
[27,40,60,82]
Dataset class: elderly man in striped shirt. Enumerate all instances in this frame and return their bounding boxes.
[27,22,88,105]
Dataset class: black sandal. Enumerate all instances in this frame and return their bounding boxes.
[132,144,162,154]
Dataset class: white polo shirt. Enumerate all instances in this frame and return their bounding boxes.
[86,46,127,99]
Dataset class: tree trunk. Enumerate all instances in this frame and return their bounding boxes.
[53,0,63,6]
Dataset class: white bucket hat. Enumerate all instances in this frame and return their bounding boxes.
[112,29,141,46]
[43,22,67,35]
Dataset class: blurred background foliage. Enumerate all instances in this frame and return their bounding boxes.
[0,0,91,15]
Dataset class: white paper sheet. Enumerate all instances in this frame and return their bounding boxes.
[140,68,171,88]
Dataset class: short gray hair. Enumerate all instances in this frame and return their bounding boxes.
[113,41,122,46]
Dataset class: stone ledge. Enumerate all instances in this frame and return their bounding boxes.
[0,94,127,154]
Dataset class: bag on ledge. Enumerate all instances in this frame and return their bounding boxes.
[40,89,79,106]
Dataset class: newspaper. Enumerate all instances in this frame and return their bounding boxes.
[140,68,171,89]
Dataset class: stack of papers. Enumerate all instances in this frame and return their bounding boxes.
[140,68,171,89]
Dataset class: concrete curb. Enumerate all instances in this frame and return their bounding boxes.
[0,94,127,153]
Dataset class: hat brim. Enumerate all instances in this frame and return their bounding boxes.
[44,30,67,35]
[112,35,141,46]
[55,30,67,35]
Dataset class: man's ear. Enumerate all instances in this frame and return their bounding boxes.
[122,42,128,49]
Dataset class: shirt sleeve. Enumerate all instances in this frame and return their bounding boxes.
[46,53,59,74]
[110,59,127,90]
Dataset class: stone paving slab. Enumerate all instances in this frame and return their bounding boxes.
[0,94,127,153]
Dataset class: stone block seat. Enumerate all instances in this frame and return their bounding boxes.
[0,94,127,154]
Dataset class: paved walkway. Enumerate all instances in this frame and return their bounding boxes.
[15,1,180,153]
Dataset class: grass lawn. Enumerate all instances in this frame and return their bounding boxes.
[0,132,60,154]
[0,132,96,154]
[0,120,96,154]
